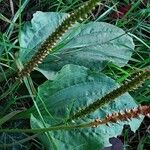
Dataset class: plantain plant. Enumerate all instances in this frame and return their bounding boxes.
[0,0,149,149]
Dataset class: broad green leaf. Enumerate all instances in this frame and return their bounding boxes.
[20,11,135,79]
[31,64,142,150]
[19,11,68,61]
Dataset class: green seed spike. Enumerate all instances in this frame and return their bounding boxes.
[18,0,101,80]
[67,69,150,121]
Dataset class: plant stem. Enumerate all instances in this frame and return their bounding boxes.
[0,121,92,133]
[0,105,149,133]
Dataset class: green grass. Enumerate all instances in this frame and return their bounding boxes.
[0,0,149,149]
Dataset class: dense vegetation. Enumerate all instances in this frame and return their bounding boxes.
[0,0,149,149]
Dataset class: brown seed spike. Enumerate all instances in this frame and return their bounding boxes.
[90,105,150,128]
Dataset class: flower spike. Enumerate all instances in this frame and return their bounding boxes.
[18,0,101,80]
[68,69,150,121]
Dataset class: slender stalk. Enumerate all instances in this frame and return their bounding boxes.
[0,105,149,133]
[0,121,92,133]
